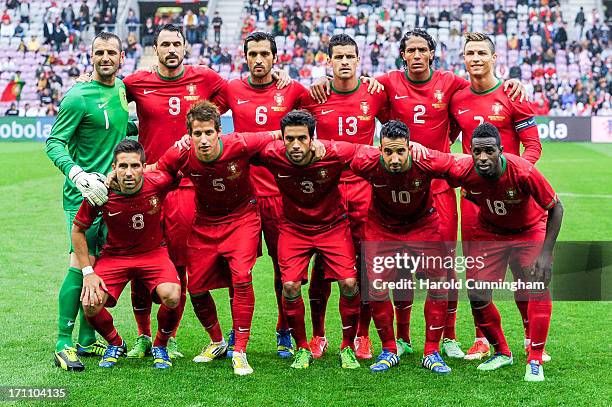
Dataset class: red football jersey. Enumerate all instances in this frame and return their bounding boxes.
[157,132,276,224]
[73,171,175,256]
[225,78,308,196]
[299,82,388,183]
[447,154,557,233]
[449,80,542,164]
[258,140,358,233]
[377,69,468,194]
[123,66,227,164]
[351,147,455,228]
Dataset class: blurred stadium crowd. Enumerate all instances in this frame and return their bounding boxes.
[1,0,610,116]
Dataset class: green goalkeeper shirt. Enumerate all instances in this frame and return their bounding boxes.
[45,78,136,210]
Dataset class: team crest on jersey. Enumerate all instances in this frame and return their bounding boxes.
[432,89,446,109]
[413,178,423,189]
[147,195,161,214]
[358,101,372,121]
[184,83,199,101]
[226,161,242,180]
[488,102,505,121]
[316,168,329,183]
[504,187,521,203]
[271,93,287,112]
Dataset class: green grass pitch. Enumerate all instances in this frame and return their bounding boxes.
[0,142,610,406]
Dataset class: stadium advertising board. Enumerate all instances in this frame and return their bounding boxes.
[0,116,55,141]
[591,116,612,143]
[535,116,592,142]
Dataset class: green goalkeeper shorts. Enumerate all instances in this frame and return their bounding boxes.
[65,209,107,256]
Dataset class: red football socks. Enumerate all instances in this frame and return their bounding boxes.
[471,302,511,356]
[339,293,360,350]
[424,297,448,355]
[394,300,413,343]
[154,304,180,347]
[191,292,223,343]
[86,308,123,346]
[232,284,255,352]
[371,299,397,354]
[282,295,309,350]
[309,261,332,337]
[527,291,552,363]
[130,280,152,337]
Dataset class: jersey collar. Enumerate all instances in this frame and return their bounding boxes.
[474,154,507,179]
[331,81,360,95]
[248,76,276,88]
[404,68,433,84]
[470,79,502,95]
[156,67,186,81]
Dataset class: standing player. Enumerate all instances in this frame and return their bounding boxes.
[446,123,563,382]
[257,110,362,370]
[74,140,182,370]
[298,34,389,360]
[121,24,227,360]
[155,101,284,376]
[373,29,527,359]
[450,32,544,361]
[221,31,309,358]
[352,120,459,374]
[46,32,132,371]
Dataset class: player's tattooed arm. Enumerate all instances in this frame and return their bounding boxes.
[272,69,292,89]
[531,199,564,287]
[503,78,529,102]
[309,76,385,103]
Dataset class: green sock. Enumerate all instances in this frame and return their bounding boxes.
[56,267,83,351]
[77,304,98,346]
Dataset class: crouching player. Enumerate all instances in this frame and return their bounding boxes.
[447,123,563,381]
[352,120,456,373]
[73,140,182,369]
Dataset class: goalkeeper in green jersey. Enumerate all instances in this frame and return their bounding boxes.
[46,32,136,371]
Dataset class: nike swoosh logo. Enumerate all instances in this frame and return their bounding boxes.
[458,109,470,115]
[143,90,157,95]
[373,184,387,188]
[341,325,353,330]
[133,307,148,311]
[321,109,334,115]
[237,327,250,332]
[429,325,445,330]
[277,174,291,178]
[108,212,122,217]
[98,101,109,109]
[160,329,173,334]
[237,99,250,105]
[531,342,546,347]
[469,191,482,195]
[190,173,203,177]
[394,95,408,100]
[67,321,75,327]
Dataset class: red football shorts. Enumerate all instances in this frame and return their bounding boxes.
[163,186,196,267]
[339,180,371,247]
[258,195,283,260]
[186,210,261,295]
[94,246,180,308]
[278,219,356,284]
[363,211,449,285]
[433,188,458,242]
[462,218,546,282]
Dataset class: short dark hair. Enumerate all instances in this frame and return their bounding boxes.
[281,110,316,138]
[464,32,496,54]
[244,31,277,58]
[186,100,221,133]
[381,120,410,143]
[471,122,501,146]
[399,28,436,66]
[113,139,145,163]
[92,31,122,52]
[154,24,186,46]
[328,33,359,58]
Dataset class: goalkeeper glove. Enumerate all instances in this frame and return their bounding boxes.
[69,166,108,206]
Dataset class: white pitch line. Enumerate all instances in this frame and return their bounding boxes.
[558,192,612,199]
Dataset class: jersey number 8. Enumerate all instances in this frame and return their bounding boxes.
[132,214,145,229]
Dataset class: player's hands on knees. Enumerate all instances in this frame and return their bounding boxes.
[81,272,107,307]
[272,69,291,89]
[75,72,92,83]
[309,76,331,103]
[174,134,191,150]
[310,139,327,161]
[69,166,108,206]
[531,251,553,287]
[504,78,529,103]
[360,76,384,94]
[409,141,428,161]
